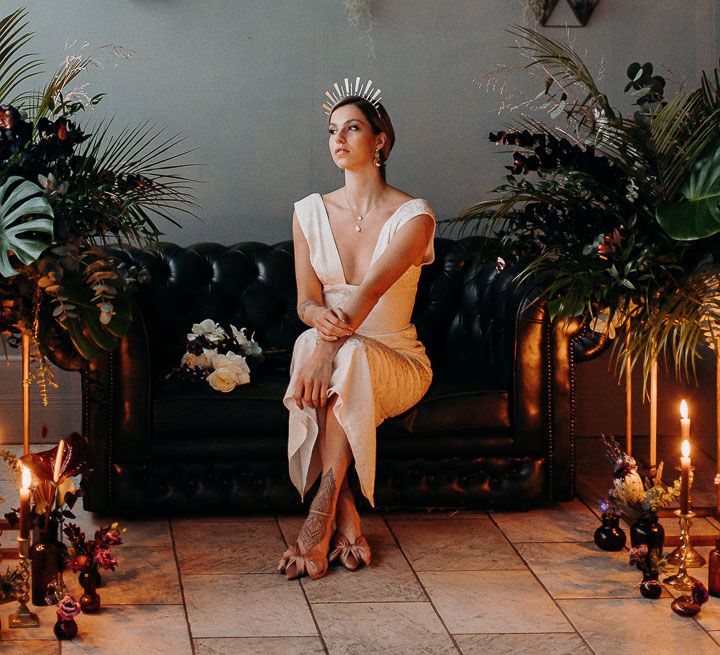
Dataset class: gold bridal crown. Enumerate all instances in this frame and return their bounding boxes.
[322,77,382,116]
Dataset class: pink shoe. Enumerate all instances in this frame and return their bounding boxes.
[328,532,371,571]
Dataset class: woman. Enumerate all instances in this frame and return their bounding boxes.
[278,81,435,580]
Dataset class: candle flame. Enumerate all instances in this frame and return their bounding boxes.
[680,399,688,419]
[682,439,691,458]
[20,465,30,490]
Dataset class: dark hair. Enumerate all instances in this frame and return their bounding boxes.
[330,96,395,181]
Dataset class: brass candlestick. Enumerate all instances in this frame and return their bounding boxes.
[8,537,39,628]
[664,510,702,592]
[666,466,705,568]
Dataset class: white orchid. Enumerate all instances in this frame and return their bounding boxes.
[230,324,263,357]
[188,319,225,343]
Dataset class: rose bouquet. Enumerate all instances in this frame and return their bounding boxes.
[167,319,264,392]
[600,436,681,520]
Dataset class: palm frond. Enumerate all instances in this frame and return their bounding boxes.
[0,8,43,104]
[507,26,615,119]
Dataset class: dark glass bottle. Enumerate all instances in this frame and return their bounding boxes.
[708,536,720,598]
[30,518,59,606]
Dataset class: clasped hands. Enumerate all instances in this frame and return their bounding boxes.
[293,306,353,410]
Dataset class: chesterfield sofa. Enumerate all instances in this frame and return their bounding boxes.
[48,236,598,516]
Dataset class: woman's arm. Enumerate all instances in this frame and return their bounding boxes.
[292,210,353,337]
[311,212,434,359]
[341,213,435,331]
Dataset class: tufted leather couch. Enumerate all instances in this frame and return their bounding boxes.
[50,236,593,516]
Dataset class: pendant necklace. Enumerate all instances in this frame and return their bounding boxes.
[343,188,381,233]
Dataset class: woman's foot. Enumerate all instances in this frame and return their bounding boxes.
[329,486,371,570]
[277,469,338,580]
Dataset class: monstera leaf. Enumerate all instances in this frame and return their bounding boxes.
[0,176,54,276]
[656,142,720,240]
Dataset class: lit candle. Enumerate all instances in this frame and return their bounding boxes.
[680,439,691,514]
[53,439,65,484]
[680,400,691,440]
[19,465,31,540]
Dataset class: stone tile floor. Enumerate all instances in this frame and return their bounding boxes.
[1,438,720,653]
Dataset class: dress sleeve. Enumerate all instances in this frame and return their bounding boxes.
[393,199,436,266]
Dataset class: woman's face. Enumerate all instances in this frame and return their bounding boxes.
[328,104,385,171]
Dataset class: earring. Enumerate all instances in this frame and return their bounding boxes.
[373,150,382,167]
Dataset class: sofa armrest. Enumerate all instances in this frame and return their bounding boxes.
[82,301,151,513]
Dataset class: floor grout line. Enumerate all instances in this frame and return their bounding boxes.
[381,514,464,655]
[169,518,197,655]
[486,511,597,655]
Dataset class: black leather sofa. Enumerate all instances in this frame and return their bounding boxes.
[49,236,592,516]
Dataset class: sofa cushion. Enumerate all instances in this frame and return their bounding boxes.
[384,366,510,434]
[153,374,290,435]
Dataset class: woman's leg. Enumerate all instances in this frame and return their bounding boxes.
[335,471,363,541]
[296,394,353,558]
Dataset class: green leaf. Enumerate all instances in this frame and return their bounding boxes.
[656,141,720,240]
[0,176,54,277]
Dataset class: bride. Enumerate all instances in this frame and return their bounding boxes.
[279,79,436,580]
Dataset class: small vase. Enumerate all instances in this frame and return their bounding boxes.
[639,571,663,599]
[630,513,665,550]
[79,569,101,614]
[594,513,626,551]
[54,617,78,640]
[671,595,701,616]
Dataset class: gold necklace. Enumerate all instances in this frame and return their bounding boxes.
[343,188,381,233]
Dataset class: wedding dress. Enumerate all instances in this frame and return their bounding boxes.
[283,192,435,507]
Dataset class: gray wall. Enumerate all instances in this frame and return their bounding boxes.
[1,1,719,448]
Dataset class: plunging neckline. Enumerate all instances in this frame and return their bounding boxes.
[316,193,416,287]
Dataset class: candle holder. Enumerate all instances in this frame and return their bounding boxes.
[8,537,39,629]
[664,510,702,592]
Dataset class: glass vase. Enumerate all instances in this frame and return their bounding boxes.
[639,571,663,599]
[54,616,78,640]
[630,513,664,550]
[30,517,61,606]
[79,568,101,614]
[594,512,626,551]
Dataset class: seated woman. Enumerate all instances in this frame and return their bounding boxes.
[278,79,436,580]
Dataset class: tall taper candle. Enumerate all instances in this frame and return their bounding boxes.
[680,400,690,440]
[19,465,30,540]
[680,439,691,514]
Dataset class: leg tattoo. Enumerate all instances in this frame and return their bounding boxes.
[299,468,336,552]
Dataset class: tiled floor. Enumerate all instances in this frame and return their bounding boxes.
[2,439,720,654]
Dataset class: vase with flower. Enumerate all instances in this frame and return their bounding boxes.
[598,436,680,557]
[629,544,666,599]
[63,522,122,613]
[53,594,81,640]
[593,502,626,551]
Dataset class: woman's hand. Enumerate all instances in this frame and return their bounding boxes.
[314,306,353,342]
[293,347,334,409]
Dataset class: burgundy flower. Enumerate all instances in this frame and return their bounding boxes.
[691,580,709,605]
[0,105,18,130]
[20,432,92,484]
[94,548,118,571]
[102,528,123,546]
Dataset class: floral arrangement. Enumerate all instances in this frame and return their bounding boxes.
[63,521,123,577]
[599,436,680,520]
[3,432,91,542]
[0,7,196,396]
[459,26,720,383]
[167,319,264,392]
[628,544,667,576]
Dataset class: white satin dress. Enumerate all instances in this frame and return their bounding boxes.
[283,192,435,507]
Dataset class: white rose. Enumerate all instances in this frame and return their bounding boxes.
[207,366,240,393]
[210,350,251,385]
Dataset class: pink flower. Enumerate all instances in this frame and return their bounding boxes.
[102,529,122,546]
[628,545,648,565]
[692,581,709,605]
[57,594,82,620]
[94,548,118,571]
